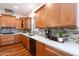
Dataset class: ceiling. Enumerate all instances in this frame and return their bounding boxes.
[0,3,42,15]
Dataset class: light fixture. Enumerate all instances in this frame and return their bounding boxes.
[14,6,18,9]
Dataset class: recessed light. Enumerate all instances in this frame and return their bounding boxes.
[14,6,18,9]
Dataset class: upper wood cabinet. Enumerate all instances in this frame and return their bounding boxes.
[1,14,16,27]
[35,5,46,28]
[59,3,76,28]
[23,17,31,29]
[0,16,1,28]
[16,19,22,29]
[45,4,60,28]
[35,3,76,28]
[16,17,31,29]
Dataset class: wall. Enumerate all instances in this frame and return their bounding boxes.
[28,4,44,32]
[77,4,79,28]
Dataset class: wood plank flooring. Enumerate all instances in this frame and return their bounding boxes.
[0,43,31,56]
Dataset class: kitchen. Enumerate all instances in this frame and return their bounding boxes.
[0,3,78,56]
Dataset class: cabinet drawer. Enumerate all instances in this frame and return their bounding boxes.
[1,35,15,42]
[1,40,15,46]
[0,35,16,46]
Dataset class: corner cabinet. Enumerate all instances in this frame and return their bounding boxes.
[35,3,76,28]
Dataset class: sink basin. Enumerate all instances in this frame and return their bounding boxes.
[29,34,34,36]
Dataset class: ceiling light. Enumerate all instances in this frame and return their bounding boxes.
[14,6,18,9]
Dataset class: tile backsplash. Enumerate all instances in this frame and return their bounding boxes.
[33,28,79,38]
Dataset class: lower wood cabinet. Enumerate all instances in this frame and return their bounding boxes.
[0,34,16,46]
[36,40,71,56]
[20,35,30,50]
[45,45,72,56]
[36,41,45,56]
[15,34,22,43]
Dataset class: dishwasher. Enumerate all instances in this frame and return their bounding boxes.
[30,38,36,56]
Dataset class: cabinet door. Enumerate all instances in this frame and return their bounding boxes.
[23,18,27,29]
[0,16,1,28]
[36,41,45,56]
[35,5,46,28]
[35,10,41,28]
[15,34,21,43]
[45,45,72,56]
[45,47,61,56]
[59,3,76,28]
[1,14,16,27]
[27,18,31,29]
[21,35,30,50]
[39,6,46,28]
[16,19,21,29]
[35,4,59,28]
[0,35,16,46]
[44,4,59,28]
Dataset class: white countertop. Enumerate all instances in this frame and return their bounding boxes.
[1,33,79,56]
[21,33,79,56]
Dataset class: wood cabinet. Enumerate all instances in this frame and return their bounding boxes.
[45,4,59,28]
[16,19,22,29]
[1,14,16,27]
[45,45,72,56]
[36,41,45,56]
[35,3,76,28]
[0,16,1,28]
[35,5,46,28]
[15,34,21,43]
[0,35,16,46]
[20,35,30,50]
[16,17,31,29]
[59,3,76,28]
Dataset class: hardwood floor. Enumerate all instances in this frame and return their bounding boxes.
[0,43,31,56]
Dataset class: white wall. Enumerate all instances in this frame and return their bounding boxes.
[77,4,79,28]
[28,4,44,31]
